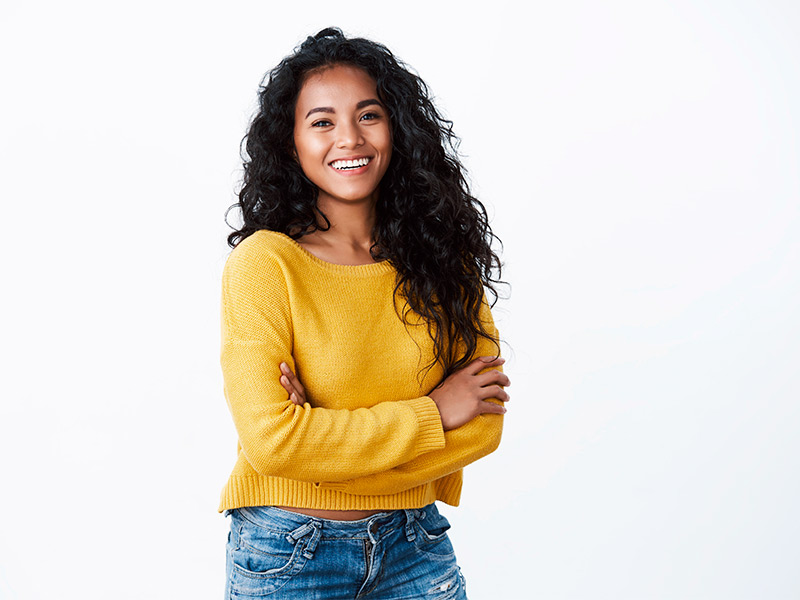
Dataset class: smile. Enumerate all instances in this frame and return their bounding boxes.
[330,157,371,170]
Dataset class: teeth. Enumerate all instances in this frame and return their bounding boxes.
[332,157,370,170]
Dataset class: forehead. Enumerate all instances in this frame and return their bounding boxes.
[295,64,379,112]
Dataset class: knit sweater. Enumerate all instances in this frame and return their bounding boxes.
[218,230,504,512]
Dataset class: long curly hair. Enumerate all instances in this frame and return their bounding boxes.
[226,27,504,379]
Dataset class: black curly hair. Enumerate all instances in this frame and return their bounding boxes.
[226,27,504,379]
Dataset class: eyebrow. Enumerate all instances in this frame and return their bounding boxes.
[305,99,382,119]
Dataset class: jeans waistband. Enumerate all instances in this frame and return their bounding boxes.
[227,504,433,539]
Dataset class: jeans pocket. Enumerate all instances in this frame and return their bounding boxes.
[227,513,317,597]
[412,511,456,558]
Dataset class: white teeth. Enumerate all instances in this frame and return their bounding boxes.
[332,157,370,170]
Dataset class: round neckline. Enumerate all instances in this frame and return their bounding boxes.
[264,230,395,275]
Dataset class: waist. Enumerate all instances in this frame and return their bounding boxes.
[274,506,387,520]
[226,503,439,537]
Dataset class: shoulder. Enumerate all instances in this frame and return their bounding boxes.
[224,230,302,276]
[227,229,298,264]
[221,231,297,337]
[222,230,304,295]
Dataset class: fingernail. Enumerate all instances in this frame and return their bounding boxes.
[281,376,288,385]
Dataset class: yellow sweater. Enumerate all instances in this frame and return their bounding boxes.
[218,230,504,512]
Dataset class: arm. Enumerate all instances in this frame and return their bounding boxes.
[321,409,504,496]
[221,240,446,483]
[288,298,509,496]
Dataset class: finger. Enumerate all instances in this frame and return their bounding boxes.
[284,366,305,395]
[478,400,507,415]
[280,375,307,405]
[279,364,306,404]
[280,362,306,395]
[466,355,505,375]
[283,380,305,405]
[479,384,510,403]
[280,375,297,395]
[475,369,511,388]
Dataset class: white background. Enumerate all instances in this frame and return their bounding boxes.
[1,1,799,598]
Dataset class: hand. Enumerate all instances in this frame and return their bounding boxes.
[279,362,306,406]
[428,356,510,431]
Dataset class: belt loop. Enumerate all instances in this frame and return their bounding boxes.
[285,522,312,544]
[403,509,417,542]
[302,521,322,559]
[285,520,322,560]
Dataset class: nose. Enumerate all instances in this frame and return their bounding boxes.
[336,119,364,149]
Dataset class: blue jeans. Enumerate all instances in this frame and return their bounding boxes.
[223,503,468,599]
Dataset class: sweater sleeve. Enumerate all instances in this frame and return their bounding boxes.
[317,298,505,496]
[220,241,446,484]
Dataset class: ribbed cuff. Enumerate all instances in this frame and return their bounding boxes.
[407,396,446,455]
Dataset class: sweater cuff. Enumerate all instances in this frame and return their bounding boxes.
[409,396,446,455]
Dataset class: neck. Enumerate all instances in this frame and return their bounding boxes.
[314,194,377,249]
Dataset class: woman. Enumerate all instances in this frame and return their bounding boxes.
[220,27,510,599]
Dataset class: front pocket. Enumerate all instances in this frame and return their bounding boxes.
[412,514,456,558]
[232,530,298,577]
[227,516,317,597]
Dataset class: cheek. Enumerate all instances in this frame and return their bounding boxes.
[381,125,393,150]
[382,132,393,168]
[385,140,394,168]
[294,136,325,170]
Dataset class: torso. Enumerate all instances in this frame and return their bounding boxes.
[280,234,389,521]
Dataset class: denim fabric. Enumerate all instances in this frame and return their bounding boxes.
[223,503,468,599]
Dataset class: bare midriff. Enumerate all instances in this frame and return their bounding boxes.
[275,507,388,521]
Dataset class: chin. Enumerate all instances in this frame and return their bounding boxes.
[323,188,380,204]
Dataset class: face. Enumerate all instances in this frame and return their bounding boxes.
[293,64,392,210]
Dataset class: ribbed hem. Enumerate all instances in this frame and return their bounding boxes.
[408,396,446,454]
[218,473,462,513]
[433,471,463,506]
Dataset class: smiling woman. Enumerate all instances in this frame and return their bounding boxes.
[219,27,509,599]
[291,64,393,262]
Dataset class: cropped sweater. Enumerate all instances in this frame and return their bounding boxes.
[218,230,504,512]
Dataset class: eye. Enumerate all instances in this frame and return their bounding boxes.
[360,112,381,121]
[311,119,333,128]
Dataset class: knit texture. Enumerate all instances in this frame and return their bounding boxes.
[218,230,504,512]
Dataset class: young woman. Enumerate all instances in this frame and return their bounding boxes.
[219,27,510,599]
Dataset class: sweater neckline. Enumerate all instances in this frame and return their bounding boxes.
[267,231,396,275]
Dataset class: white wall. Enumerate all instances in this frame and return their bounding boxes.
[1,1,798,598]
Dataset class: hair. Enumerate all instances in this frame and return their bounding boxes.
[226,27,504,379]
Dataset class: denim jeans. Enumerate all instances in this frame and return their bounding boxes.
[223,503,468,599]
